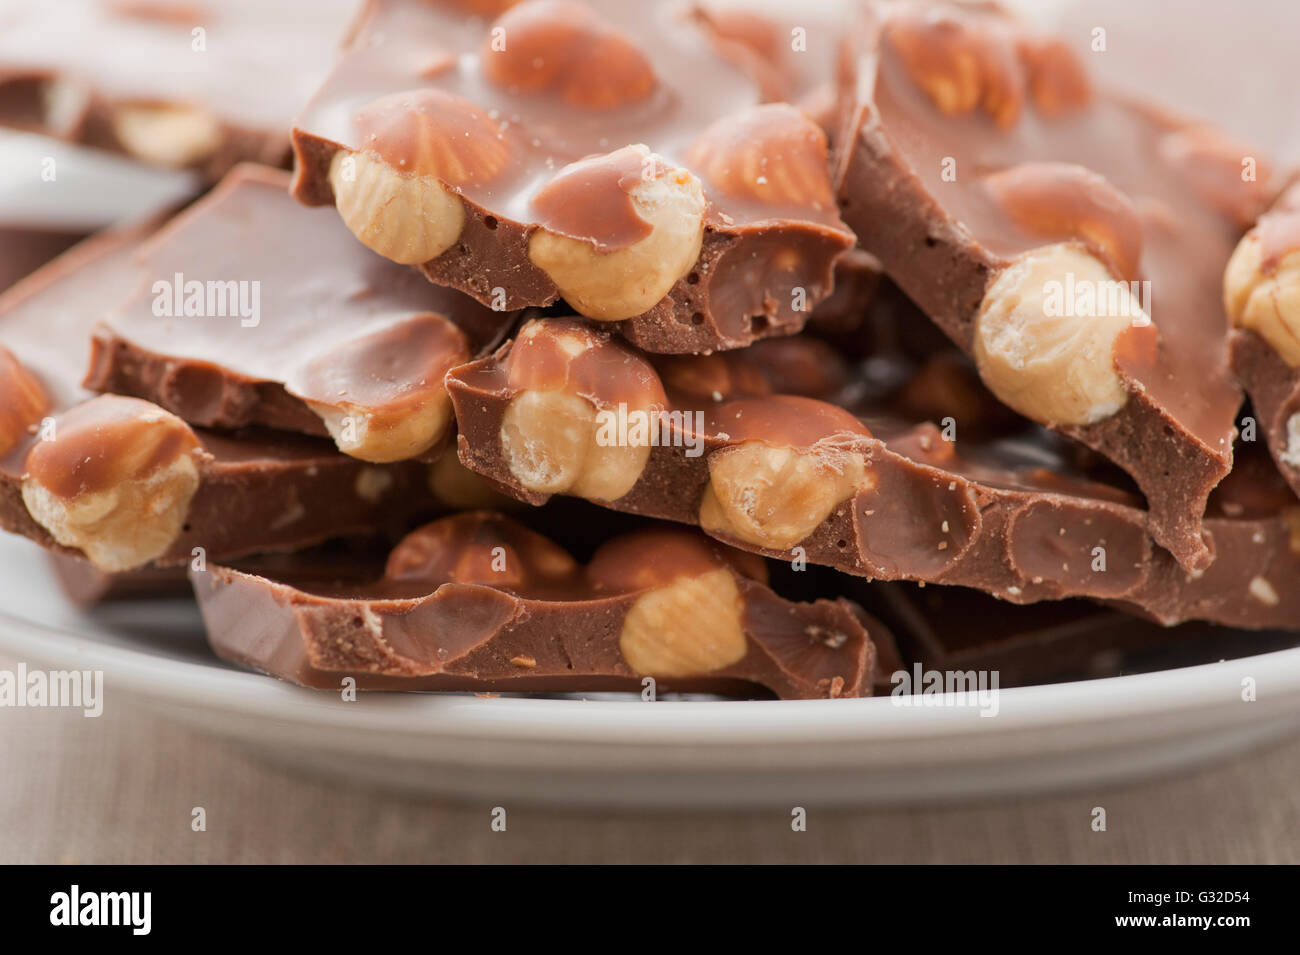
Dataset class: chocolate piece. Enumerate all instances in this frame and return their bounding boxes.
[0,0,359,179]
[85,165,517,462]
[290,0,854,353]
[1224,182,1300,498]
[833,0,1248,571]
[0,226,85,291]
[688,1,846,135]
[47,551,188,606]
[447,315,1300,628]
[193,511,879,700]
[859,582,1299,690]
[0,217,453,572]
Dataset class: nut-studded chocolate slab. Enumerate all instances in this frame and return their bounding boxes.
[1224,182,1300,498]
[0,0,359,179]
[86,165,517,463]
[290,0,854,353]
[193,511,879,701]
[446,316,1300,628]
[832,0,1252,572]
[0,219,455,573]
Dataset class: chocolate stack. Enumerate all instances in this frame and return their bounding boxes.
[1,0,1297,701]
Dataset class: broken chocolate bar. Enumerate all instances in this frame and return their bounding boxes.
[1224,182,1300,498]
[291,0,854,353]
[0,217,449,572]
[859,581,1299,690]
[86,164,517,463]
[0,0,359,179]
[446,316,1300,628]
[193,511,879,700]
[0,226,85,291]
[833,0,1249,571]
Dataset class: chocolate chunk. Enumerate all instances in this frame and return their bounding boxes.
[0,0,359,179]
[291,0,854,353]
[47,551,188,607]
[85,164,517,463]
[1224,182,1300,498]
[0,215,457,572]
[858,582,1299,690]
[446,315,1300,628]
[0,226,85,291]
[833,0,1248,571]
[193,511,880,700]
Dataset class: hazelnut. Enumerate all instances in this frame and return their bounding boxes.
[385,512,579,596]
[330,89,509,265]
[973,243,1151,426]
[984,162,1143,280]
[699,442,868,551]
[428,453,515,510]
[498,319,665,500]
[885,11,1023,128]
[685,103,836,212]
[111,103,222,168]
[21,396,207,572]
[1015,35,1091,117]
[1160,126,1273,229]
[528,145,706,320]
[482,0,656,109]
[0,346,48,458]
[617,567,748,678]
[288,313,470,462]
[589,529,751,678]
[1224,232,1300,366]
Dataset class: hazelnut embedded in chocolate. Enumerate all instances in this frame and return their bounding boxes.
[527,145,706,321]
[973,243,1154,427]
[329,89,510,265]
[497,319,666,501]
[21,395,209,572]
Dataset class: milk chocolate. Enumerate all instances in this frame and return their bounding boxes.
[85,165,517,462]
[446,315,1300,628]
[0,226,85,291]
[833,0,1248,572]
[193,511,879,700]
[1225,182,1300,499]
[860,581,1299,690]
[0,218,455,572]
[0,0,359,179]
[291,0,854,353]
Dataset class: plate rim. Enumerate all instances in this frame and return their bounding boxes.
[3,602,1299,746]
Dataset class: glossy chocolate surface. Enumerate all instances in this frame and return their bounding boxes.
[0,216,444,566]
[292,0,854,352]
[86,165,515,447]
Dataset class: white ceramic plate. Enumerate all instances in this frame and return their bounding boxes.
[2,534,1299,807]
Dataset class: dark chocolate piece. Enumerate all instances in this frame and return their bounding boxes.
[85,164,517,463]
[0,216,455,572]
[193,511,879,701]
[291,0,854,353]
[446,316,1300,628]
[0,0,359,179]
[832,0,1248,571]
